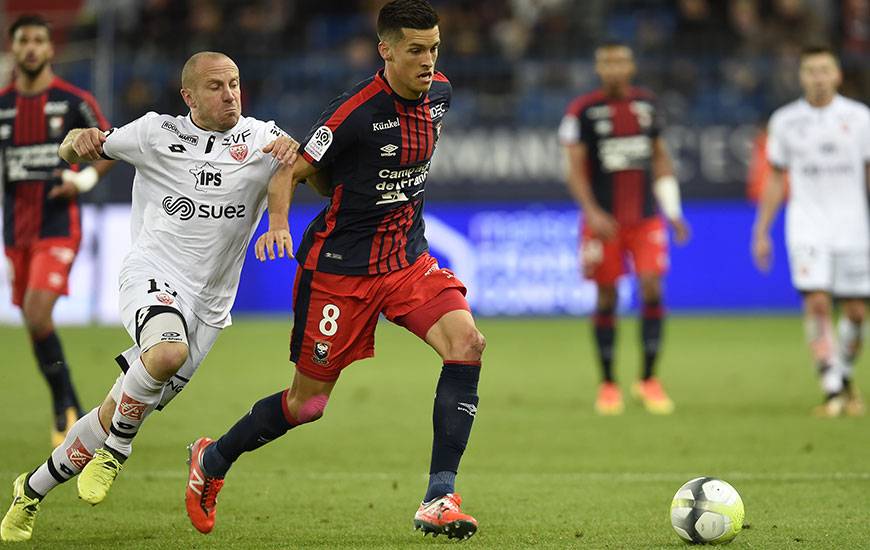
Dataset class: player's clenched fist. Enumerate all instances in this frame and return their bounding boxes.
[262,136,299,167]
[72,127,107,161]
[255,228,293,261]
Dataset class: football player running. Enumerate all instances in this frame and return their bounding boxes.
[1,51,298,542]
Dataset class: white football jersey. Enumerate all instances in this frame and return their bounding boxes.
[767,95,870,252]
[103,112,286,327]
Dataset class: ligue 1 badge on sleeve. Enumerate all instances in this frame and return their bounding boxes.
[230,143,248,162]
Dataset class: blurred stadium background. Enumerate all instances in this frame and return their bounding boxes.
[2,0,868,324]
[2,2,869,548]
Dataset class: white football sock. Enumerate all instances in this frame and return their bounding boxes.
[103,357,164,457]
[28,407,108,497]
[837,317,864,380]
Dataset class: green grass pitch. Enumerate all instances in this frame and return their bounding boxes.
[0,316,867,549]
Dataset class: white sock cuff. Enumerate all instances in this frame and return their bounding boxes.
[127,357,165,393]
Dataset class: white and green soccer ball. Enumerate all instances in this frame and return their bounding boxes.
[670,477,744,545]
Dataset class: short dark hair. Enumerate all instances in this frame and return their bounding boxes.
[9,14,51,40]
[800,44,836,60]
[377,0,439,43]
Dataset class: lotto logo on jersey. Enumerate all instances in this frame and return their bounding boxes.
[118,393,148,420]
[305,126,333,161]
[65,437,94,470]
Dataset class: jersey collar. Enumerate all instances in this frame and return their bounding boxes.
[185,112,245,136]
[375,69,427,106]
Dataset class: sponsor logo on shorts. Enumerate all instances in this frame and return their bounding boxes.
[312,340,331,365]
[49,247,76,264]
[156,293,175,305]
[230,143,248,162]
[66,437,94,470]
[118,393,148,420]
[48,272,65,288]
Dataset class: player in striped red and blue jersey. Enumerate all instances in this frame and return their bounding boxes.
[185,0,483,541]
[0,14,113,447]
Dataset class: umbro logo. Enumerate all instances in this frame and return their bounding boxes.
[380,144,399,157]
[457,402,477,417]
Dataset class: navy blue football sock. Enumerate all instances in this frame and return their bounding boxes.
[424,471,456,503]
[593,309,616,382]
[205,391,294,477]
[425,362,479,502]
[641,301,663,380]
[32,331,79,418]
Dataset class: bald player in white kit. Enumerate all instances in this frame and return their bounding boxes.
[753,45,870,417]
[1,51,300,542]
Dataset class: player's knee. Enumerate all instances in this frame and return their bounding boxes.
[21,307,52,337]
[805,293,831,316]
[843,301,866,324]
[596,286,617,310]
[142,342,189,380]
[285,394,329,424]
[448,326,486,361]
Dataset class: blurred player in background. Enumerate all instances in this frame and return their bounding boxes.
[559,41,689,416]
[0,51,297,542]
[1,14,114,447]
[185,0,483,541]
[753,45,869,417]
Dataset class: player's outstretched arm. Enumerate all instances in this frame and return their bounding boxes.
[254,158,319,261]
[751,166,787,273]
[564,142,618,240]
[58,128,106,164]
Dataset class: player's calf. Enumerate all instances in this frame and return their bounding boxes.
[200,389,329,481]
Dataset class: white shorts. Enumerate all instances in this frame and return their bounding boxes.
[787,246,870,298]
[110,273,221,411]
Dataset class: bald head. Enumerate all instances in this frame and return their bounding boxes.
[179,51,242,132]
[181,51,235,89]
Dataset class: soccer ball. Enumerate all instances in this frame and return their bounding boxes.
[670,477,744,545]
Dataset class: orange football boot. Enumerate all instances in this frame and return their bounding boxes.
[595,382,624,415]
[185,437,225,534]
[632,377,674,414]
[413,493,478,540]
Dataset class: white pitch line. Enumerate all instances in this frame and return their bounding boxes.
[2,471,866,482]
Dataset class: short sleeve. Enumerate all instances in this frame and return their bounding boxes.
[300,94,359,169]
[766,111,789,169]
[558,113,581,145]
[75,93,110,131]
[262,120,290,175]
[102,112,159,164]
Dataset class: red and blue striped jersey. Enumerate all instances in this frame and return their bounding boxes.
[559,87,662,225]
[0,76,109,247]
[297,69,450,275]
